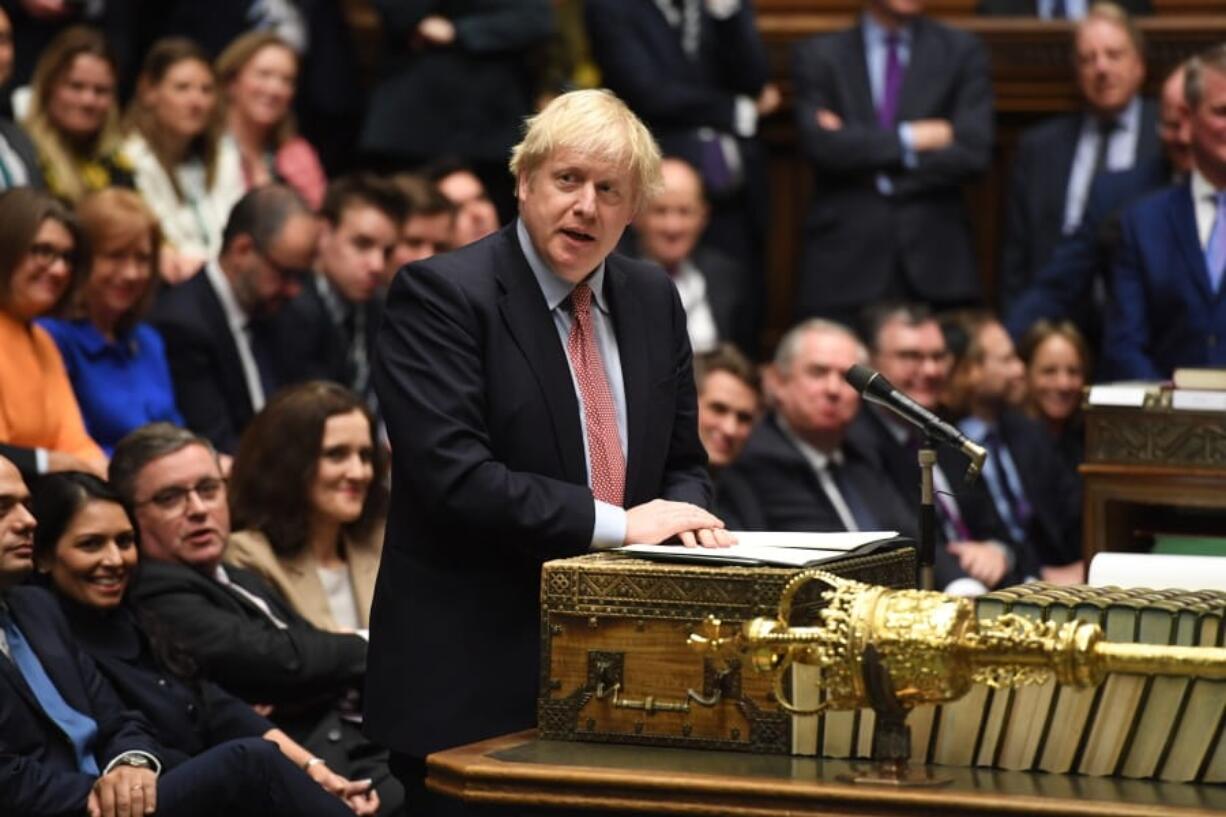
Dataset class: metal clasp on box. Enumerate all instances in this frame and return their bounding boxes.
[588,651,741,714]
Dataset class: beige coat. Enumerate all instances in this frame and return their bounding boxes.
[225,525,382,632]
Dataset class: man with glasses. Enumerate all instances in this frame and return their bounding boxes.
[852,303,1024,593]
[149,185,320,453]
[113,424,404,814]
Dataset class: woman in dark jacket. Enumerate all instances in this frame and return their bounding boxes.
[30,470,378,815]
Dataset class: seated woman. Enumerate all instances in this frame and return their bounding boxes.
[39,188,183,454]
[0,188,105,476]
[123,37,244,282]
[1019,319,1091,480]
[227,381,387,633]
[23,26,133,203]
[30,470,379,816]
[216,31,327,209]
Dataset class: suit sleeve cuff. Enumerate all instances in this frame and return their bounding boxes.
[734,96,758,138]
[898,123,918,168]
[103,751,162,778]
[590,501,627,550]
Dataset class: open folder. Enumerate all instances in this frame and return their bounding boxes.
[616,531,905,567]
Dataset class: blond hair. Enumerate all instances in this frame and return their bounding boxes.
[24,26,124,203]
[73,188,163,335]
[509,89,662,210]
[215,30,299,147]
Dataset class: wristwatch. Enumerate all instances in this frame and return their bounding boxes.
[114,754,153,770]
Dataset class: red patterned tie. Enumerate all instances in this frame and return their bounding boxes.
[567,283,625,506]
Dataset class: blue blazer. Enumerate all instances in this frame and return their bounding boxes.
[0,586,160,816]
[1105,182,1226,379]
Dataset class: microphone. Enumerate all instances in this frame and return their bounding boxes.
[844,364,986,481]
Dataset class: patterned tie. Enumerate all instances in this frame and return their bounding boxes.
[1,608,100,774]
[1206,191,1226,294]
[567,283,625,506]
[877,33,904,129]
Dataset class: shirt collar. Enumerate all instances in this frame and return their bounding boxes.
[204,261,250,329]
[862,12,911,49]
[515,217,610,314]
[776,414,845,470]
[1192,167,1223,201]
[957,415,992,444]
[1088,94,1141,136]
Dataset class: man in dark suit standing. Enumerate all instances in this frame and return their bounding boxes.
[149,186,319,453]
[1108,44,1226,379]
[999,2,1156,313]
[367,90,727,811]
[791,0,992,325]
[275,174,406,406]
[585,0,777,348]
[1005,62,1192,348]
[632,157,751,354]
[977,0,1150,18]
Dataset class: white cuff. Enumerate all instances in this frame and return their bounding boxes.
[898,123,919,168]
[590,501,627,550]
[102,751,162,778]
[35,448,48,474]
[944,577,989,597]
[733,95,758,138]
[705,0,742,20]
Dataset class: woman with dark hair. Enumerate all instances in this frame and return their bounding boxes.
[216,30,326,209]
[38,188,183,454]
[23,26,132,203]
[30,471,379,816]
[123,37,244,282]
[0,187,105,476]
[227,381,387,632]
[1019,319,1091,478]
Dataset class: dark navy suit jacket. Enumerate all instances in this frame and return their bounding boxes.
[0,586,160,816]
[1004,155,1172,347]
[366,224,710,757]
[1105,181,1226,379]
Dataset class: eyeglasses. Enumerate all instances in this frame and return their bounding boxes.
[27,241,74,268]
[135,478,225,515]
[255,245,306,285]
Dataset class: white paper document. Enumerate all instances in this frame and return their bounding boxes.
[617,531,900,567]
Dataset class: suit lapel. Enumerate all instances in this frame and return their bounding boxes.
[495,232,587,484]
[1168,184,1215,303]
[0,648,42,716]
[605,258,647,503]
[198,272,255,416]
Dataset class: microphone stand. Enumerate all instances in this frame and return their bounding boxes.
[917,433,937,591]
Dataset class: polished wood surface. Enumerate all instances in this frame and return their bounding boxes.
[427,731,1226,816]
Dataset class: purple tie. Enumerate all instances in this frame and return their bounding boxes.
[1206,191,1226,294]
[877,33,904,129]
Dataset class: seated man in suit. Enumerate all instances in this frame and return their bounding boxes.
[695,344,764,530]
[276,174,406,404]
[633,157,749,354]
[109,423,403,813]
[0,454,358,817]
[852,303,1028,593]
[1108,44,1226,379]
[1000,2,1156,313]
[943,312,1081,583]
[1005,61,1193,350]
[148,185,320,453]
[730,319,915,538]
[386,173,455,278]
[791,0,992,326]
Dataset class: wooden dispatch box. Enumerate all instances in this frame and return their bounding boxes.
[537,546,916,755]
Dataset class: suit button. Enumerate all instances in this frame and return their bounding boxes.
[157,678,168,687]
[186,703,197,716]
[327,727,342,742]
